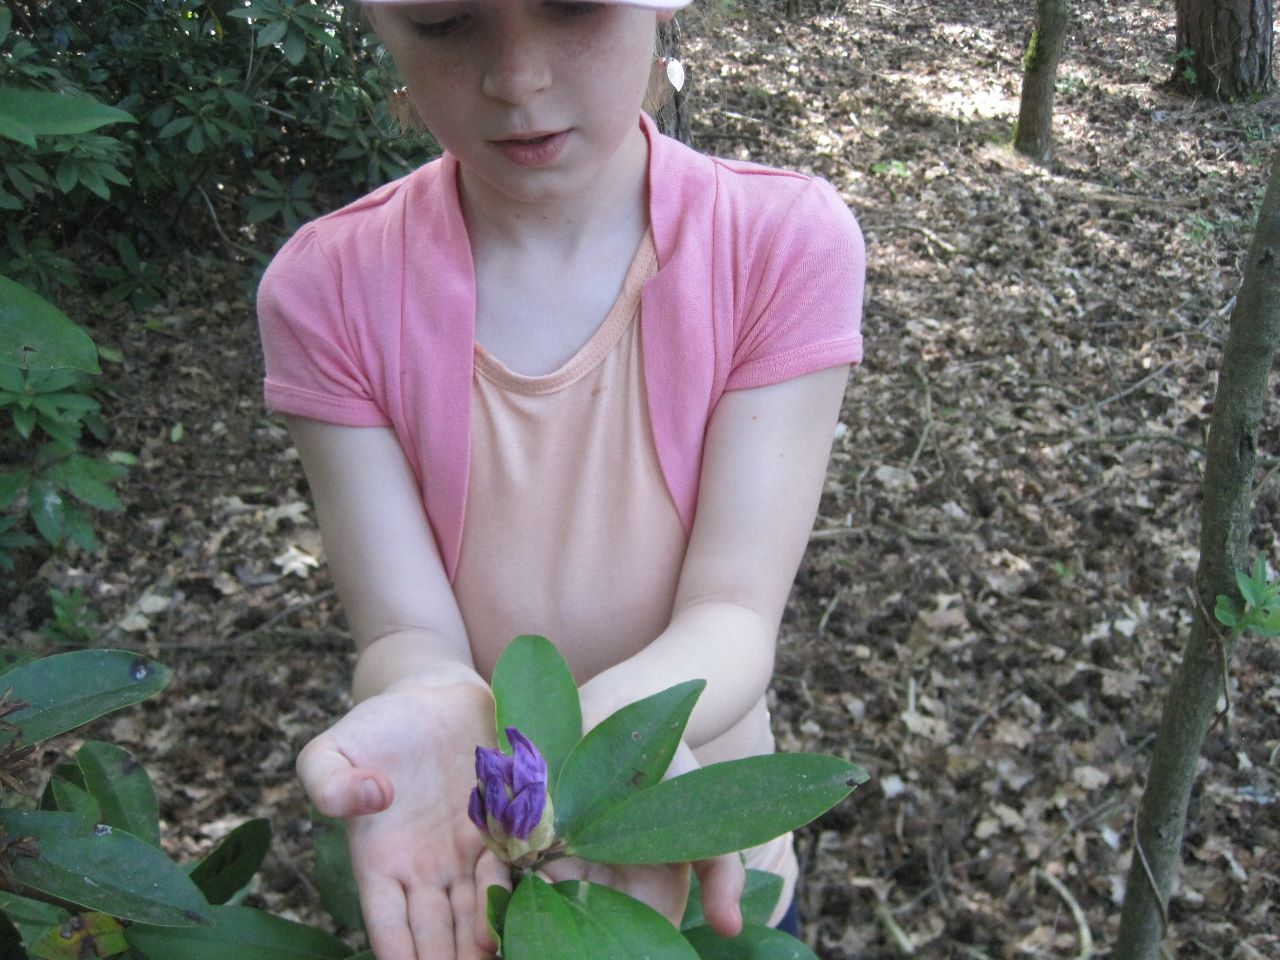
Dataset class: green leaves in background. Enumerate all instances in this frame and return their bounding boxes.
[492,635,582,787]
[188,818,272,906]
[126,905,354,960]
[0,87,134,149]
[0,274,99,372]
[554,680,703,837]
[0,649,170,747]
[76,740,161,847]
[565,754,867,864]
[0,810,209,926]
[311,812,363,930]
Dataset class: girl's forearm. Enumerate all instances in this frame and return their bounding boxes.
[576,600,777,749]
[352,628,487,702]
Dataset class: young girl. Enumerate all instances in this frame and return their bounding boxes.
[257,1,865,957]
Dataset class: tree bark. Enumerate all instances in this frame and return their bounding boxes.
[1014,0,1071,165]
[654,19,692,146]
[1174,0,1275,100]
[1112,150,1280,960]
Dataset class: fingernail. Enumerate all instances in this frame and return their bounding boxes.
[361,779,384,810]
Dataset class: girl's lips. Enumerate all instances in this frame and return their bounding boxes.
[492,130,569,167]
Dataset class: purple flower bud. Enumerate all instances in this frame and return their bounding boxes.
[468,727,555,865]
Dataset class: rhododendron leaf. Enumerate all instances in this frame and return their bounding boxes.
[0,809,209,926]
[684,922,818,959]
[0,650,169,748]
[502,874,585,960]
[126,905,352,958]
[77,740,161,848]
[492,635,581,787]
[551,880,699,960]
[565,754,867,863]
[554,679,703,836]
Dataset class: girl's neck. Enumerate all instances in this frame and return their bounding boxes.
[457,126,650,261]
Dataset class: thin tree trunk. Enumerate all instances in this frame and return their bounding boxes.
[1014,0,1070,164]
[654,19,692,145]
[1174,0,1274,101]
[1112,150,1280,960]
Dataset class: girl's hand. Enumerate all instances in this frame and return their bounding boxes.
[297,680,508,960]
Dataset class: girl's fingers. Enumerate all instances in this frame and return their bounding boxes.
[359,875,417,960]
[408,884,460,960]
[693,854,745,938]
[296,738,393,817]
[472,849,510,952]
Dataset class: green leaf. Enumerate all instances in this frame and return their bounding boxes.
[0,890,65,953]
[0,88,134,144]
[503,875,587,960]
[77,740,161,848]
[682,871,783,930]
[310,813,362,930]
[45,776,102,823]
[0,276,99,372]
[554,680,703,836]
[684,922,818,960]
[126,905,353,959]
[46,456,124,511]
[0,8,11,45]
[257,19,289,48]
[0,649,171,747]
[551,880,698,960]
[1214,594,1240,628]
[1237,568,1261,608]
[566,755,867,864]
[28,480,64,544]
[0,810,209,927]
[189,819,271,906]
[30,911,128,959]
[486,884,510,950]
[491,635,582,786]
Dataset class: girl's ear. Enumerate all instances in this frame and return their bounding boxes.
[656,10,676,24]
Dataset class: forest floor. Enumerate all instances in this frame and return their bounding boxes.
[6,0,1279,957]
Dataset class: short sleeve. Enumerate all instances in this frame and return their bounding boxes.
[256,226,391,427]
[726,177,865,391]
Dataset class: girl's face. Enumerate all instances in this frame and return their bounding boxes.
[370,1,661,211]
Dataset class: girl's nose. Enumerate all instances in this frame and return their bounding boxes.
[481,32,553,104]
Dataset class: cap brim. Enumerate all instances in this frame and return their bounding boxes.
[359,0,691,6]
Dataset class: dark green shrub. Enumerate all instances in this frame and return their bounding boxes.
[1,0,434,306]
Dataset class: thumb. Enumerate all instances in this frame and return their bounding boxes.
[693,854,744,938]
[296,737,394,818]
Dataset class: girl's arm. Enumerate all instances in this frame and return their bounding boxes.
[577,364,850,745]
[285,417,505,960]
[283,417,481,698]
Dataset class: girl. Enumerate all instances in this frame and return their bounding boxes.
[257,1,865,958]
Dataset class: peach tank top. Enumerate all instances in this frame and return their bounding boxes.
[452,232,795,913]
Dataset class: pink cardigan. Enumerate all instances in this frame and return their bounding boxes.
[258,114,865,581]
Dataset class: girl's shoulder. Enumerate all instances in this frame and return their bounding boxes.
[648,130,860,250]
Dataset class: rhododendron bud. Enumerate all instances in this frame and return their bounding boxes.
[468,727,555,866]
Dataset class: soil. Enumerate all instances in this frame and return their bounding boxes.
[6,0,1279,957]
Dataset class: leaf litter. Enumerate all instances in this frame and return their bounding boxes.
[1,0,1277,957]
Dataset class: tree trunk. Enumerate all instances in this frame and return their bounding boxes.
[1014,0,1071,165]
[1174,0,1274,100]
[1112,150,1280,960]
[653,19,692,146]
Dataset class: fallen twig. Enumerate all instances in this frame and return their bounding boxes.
[1033,868,1094,960]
